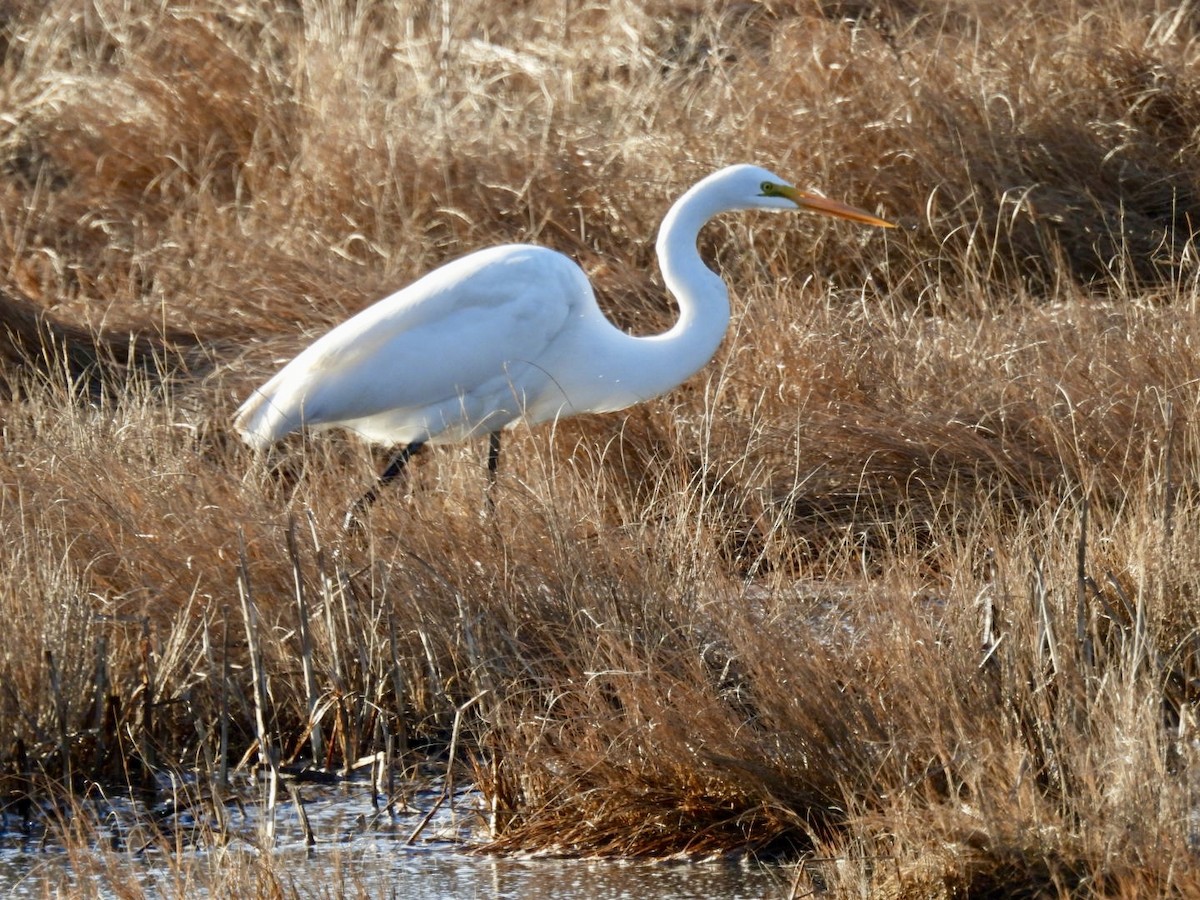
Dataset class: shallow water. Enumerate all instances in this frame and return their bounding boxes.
[0,776,789,898]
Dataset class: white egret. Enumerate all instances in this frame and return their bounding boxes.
[234,164,893,511]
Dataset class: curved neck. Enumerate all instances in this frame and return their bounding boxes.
[629,181,732,395]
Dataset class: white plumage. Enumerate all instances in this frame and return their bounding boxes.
[235,164,892,477]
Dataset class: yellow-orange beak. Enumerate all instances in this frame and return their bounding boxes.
[779,186,894,228]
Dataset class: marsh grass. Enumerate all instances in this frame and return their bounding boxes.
[3,0,1200,895]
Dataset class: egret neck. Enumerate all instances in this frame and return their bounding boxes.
[616,175,736,405]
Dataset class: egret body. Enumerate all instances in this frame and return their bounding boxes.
[234,164,892,501]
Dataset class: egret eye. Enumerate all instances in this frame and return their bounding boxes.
[759,181,774,195]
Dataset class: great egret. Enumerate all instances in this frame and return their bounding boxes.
[234,164,893,510]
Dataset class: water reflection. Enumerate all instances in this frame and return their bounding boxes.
[0,777,787,898]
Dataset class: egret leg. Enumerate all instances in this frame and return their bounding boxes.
[482,431,502,515]
[378,442,427,489]
[343,441,426,529]
[487,432,501,486]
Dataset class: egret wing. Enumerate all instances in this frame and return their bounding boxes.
[238,245,584,444]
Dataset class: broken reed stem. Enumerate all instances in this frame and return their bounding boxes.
[139,616,155,790]
[336,569,371,763]
[370,712,385,812]
[1163,400,1177,555]
[287,515,324,766]
[286,780,316,847]
[1076,495,1094,670]
[978,548,1000,670]
[385,730,398,816]
[406,689,488,845]
[237,529,279,845]
[219,606,230,790]
[446,689,488,824]
[210,775,229,844]
[1032,552,1059,677]
[371,745,381,812]
[307,510,348,770]
[335,695,352,776]
[386,603,410,768]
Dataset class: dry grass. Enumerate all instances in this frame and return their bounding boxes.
[3,0,1200,895]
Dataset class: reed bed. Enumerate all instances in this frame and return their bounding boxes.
[2,0,1200,895]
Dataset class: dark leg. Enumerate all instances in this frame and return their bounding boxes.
[487,432,501,486]
[484,432,501,515]
[378,442,427,489]
[343,441,426,529]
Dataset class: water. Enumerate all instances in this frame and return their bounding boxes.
[0,777,789,898]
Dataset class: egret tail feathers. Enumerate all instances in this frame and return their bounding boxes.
[233,387,299,450]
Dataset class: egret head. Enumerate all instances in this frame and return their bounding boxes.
[717,164,894,227]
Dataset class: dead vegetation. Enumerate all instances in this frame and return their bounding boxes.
[2,0,1200,895]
